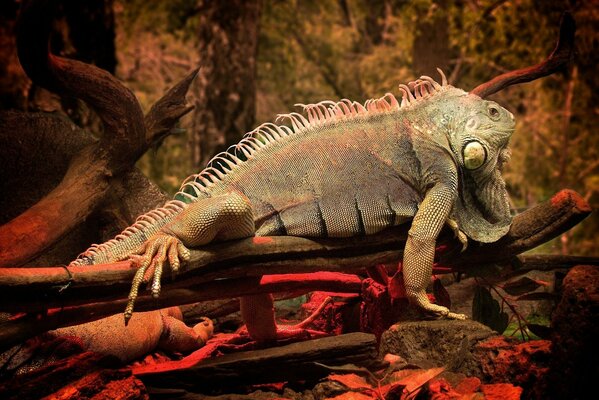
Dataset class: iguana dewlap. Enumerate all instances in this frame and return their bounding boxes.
[71,70,515,341]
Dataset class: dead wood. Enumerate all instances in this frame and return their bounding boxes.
[470,12,575,98]
[134,332,380,388]
[0,0,195,267]
[0,273,362,351]
[0,189,589,308]
[0,189,590,350]
[0,111,170,266]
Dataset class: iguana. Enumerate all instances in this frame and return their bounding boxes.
[70,70,515,341]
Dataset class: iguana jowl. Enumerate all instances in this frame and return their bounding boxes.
[70,70,515,341]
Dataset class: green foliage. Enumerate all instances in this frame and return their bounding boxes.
[503,313,551,341]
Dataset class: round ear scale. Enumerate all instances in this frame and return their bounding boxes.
[463,141,487,170]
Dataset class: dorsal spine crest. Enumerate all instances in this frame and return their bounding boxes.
[177,69,451,201]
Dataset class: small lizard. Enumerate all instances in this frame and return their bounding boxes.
[71,70,515,341]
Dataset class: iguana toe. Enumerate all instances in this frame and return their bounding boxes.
[446,312,468,320]
[447,218,468,252]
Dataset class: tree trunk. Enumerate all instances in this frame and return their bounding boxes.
[411,1,452,76]
[191,0,261,169]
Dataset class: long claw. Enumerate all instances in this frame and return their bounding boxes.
[168,241,180,276]
[177,242,191,263]
[125,260,149,325]
[151,257,164,298]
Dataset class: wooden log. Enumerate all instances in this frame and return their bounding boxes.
[134,332,380,388]
[0,189,589,309]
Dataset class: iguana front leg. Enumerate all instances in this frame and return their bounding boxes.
[404,184,466,320]
[125,192,255,324]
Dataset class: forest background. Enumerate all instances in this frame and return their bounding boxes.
[1,0,597,256]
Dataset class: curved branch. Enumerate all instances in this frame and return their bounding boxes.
[470,12,575,98]
[16,0,146,163]
[0,1,196,266]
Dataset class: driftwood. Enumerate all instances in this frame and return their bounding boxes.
[0,189,590,351]
[0,0,196,267]
[134,332,380,388]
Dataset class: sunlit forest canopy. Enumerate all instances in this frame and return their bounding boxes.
[2,0,597,255]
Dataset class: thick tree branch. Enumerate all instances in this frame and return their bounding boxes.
[0,190,589,309]
[0,189,589,350]
[0,1,196,266]
[470,12,575,98]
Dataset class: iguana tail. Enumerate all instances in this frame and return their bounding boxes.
[69,200,187,266]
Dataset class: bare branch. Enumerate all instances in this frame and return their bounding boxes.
[0,273,361,351]
[470,12,575,98]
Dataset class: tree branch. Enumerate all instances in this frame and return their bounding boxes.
[470,12,575,98]
[0,189,589,351]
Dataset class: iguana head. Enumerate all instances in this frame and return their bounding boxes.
[445,91,515,243]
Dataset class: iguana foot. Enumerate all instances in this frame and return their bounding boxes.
[446,218,468,252]
[407,290,467,320]
[124,232,191,325]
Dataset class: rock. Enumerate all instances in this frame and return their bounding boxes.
[543,265,599,399]
[379,320,495,375]
[480,383,523,400]
[474,336,550,397]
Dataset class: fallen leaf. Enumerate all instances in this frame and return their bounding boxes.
[397,367,445,393]
[472,286,509,333]
[502,277,548,296]
[328,373,372,391]
[327,392,374,400]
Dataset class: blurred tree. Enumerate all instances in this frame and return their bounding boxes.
[191,0,262,169]
[0,0,29,110]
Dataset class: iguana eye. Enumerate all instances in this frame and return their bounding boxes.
[488,106,500,120]
[462,141,487,170]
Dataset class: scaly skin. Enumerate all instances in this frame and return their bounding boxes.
[71,70,515,339]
